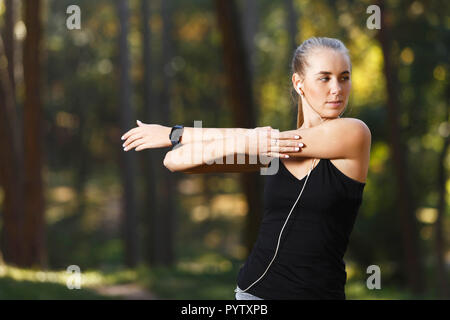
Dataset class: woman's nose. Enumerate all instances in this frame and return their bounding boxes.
[330,79,342,95]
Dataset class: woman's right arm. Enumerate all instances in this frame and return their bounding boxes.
[163,136,266,173]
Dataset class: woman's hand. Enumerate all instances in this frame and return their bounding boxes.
[121,120,172,151]
[249,126,304,159]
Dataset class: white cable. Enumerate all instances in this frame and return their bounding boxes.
[237,158,317,293]
[236,100,328,294]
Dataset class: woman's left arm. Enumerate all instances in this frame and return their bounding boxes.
[277,118,371,160]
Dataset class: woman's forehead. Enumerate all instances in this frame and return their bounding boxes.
[306,48,351,73]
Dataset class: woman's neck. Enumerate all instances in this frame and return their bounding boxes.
[300,100,336,129]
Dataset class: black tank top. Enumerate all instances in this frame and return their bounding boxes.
[237,158,366,300]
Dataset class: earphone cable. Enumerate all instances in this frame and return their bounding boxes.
[237,158,317,293]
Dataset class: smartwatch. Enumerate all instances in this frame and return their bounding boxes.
[169,125,184,147]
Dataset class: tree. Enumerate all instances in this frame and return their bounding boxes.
[0,0,47,267]
[0,32,26,266]
[214,0,264,254]
[284,0,299,56]
[153,0,177,266]
[376,0,424,294]
[2,0,15,101]
[140,0,161,265]
[284,0,299,130]
[22,0,47,268]
[117,0,139,267]
[241,0,258,79]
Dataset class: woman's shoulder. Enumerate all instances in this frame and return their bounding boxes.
[330,118,370,184]
[334,117,372,159]
[336,117,371,138]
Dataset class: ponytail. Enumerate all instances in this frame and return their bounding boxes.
[297,95,303,129]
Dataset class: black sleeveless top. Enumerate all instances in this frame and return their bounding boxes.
[237,158,366,300]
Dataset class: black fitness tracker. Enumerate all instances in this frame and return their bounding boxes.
[169,125,184,147]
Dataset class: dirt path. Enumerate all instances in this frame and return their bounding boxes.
[93,283,158,300]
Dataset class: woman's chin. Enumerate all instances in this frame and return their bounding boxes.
[325,111,343,118]
[327,108,346,118]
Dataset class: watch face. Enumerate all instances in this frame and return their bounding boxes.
[170,126,184,145]
[172,129,182,139]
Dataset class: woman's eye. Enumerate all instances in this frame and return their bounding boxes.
[319,76,350,82]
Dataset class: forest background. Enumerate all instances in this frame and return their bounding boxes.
[0,0,448,299]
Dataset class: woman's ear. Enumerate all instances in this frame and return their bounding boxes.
[292,73,304,96]
[297,81,305,96]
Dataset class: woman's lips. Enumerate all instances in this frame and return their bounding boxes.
[326,101,343,107]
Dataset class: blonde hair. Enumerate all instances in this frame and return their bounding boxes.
[290,37,351,128]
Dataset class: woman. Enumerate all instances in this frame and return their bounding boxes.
[121,37,371,300]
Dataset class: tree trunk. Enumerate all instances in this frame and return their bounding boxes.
[0,33,26,266]
[242,0,258,79]
[376,0,423,294]
[140,0,160,265]
[214,0,264,255]
[22,0,47,268]
[117,0,139,267]
[241,0,260,127]
[153,0,177,266]
[284,0,298,55]
[284,0,299,129]
[3,0,15,100]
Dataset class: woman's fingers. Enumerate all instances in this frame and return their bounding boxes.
[124,137,145,151]
[250,127,303,158]
[270,139,304,149]
[135,143,151,151]
[262,152,289,159]
[277,131,301,140]
[268,146,301,156]
[273,140,304,148]
[121,127,139,141]
[123,132,144,149]
[267,138,304,158]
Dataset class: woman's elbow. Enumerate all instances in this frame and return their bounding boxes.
[163,152,192,173]
[163,153,176,172]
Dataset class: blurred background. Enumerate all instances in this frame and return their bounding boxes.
[0,0,448,300]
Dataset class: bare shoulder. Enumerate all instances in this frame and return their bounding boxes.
[334,117,371,142]
[330,117,371,183]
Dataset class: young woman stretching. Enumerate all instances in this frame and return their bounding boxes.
[121,37,371,300]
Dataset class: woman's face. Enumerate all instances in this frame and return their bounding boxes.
[295,48,352,118]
